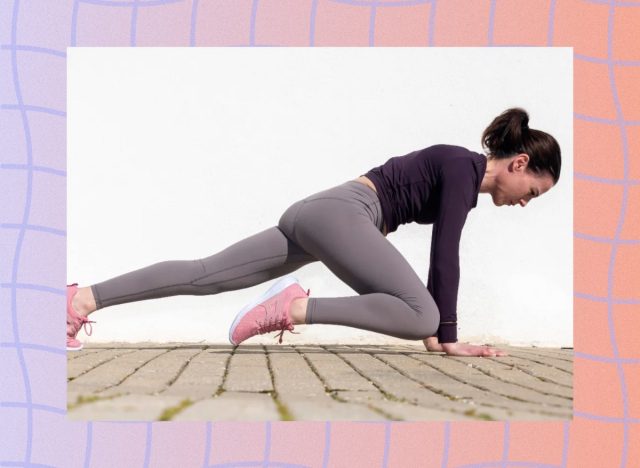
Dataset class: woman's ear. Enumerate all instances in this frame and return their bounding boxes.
[513,153,530,172]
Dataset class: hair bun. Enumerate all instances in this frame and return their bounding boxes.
[516,108,529,128]
[481,107,561,185]
[481,107,530,156]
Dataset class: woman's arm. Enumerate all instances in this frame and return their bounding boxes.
[427,159,476,344]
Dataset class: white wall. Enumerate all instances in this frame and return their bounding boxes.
[68,47,573,347]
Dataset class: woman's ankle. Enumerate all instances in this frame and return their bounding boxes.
[289,297,308,325]
[72,286,97,317]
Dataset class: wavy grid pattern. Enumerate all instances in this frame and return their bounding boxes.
[0,0,638,466]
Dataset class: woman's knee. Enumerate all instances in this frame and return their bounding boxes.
[400,316,439,340]
[404,294,440,339]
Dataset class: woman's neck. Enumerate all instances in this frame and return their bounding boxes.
[479,158,499,194]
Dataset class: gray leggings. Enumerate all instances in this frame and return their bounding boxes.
[91,180,440,340]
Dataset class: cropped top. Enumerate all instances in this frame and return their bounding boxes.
[362,144,487,343]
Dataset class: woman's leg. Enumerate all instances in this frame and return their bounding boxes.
[278,181,440,341]
[73,226,317,316]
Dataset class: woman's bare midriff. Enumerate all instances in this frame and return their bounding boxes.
[353,176,389,236]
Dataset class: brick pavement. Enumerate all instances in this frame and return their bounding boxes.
[67,343,573,421]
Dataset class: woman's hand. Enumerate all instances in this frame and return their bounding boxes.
[423,336,444,352]
[441,342,508,357]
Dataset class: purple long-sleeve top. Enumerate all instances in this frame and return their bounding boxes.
[362,144,488,343]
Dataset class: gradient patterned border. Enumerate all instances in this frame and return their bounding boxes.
[1,0,639,467]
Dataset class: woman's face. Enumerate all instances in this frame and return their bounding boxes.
[491,154,555,207]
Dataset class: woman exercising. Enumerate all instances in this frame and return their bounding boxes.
[66,107,561,357]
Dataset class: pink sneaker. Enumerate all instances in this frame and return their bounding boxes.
[229,276,310,346]
[66,283,96,351]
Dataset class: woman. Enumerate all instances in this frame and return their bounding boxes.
[67,107,561,357]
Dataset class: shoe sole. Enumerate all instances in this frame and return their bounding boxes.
[228,275,299,346]
[66,345,83,351]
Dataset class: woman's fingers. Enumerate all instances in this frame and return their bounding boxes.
[480,344,509,357]
[481,346,508,357]
[442,343,509,357]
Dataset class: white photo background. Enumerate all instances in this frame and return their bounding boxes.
[68,47,572,346]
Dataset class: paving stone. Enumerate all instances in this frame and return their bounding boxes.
[68,348,169,394]
[358,347,572,419]
[401,350,558,401]
[332,350,455,408]
[500,348,574,372]
[266,347,386,420]
[282,396,386,420]
[294,347,375,392]
[162,348,230,399]
[173,391,279,420]
[402,360,571,418]
[268,347,327,397]
[66,348,105,360]
[426,355,572,407]
[368,353,476,398]
[335,390,467,421]
[463,355,573,395]
[67,394,184,421]
[505,346,574,360]
[68,343,573,421]
[224,347,272,392]
[98,348,203,397]
[67,348,137,380]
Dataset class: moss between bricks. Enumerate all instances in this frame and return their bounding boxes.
[464,408,495,421]
[213,348,236,397]
[263,345,295,421]
[158,398,194,421]
[67,393,124,411]
[296,346,395,420]
[320,346,500,421]
[271,393,295,421]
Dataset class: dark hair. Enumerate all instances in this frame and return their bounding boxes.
[481,107,561,184]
